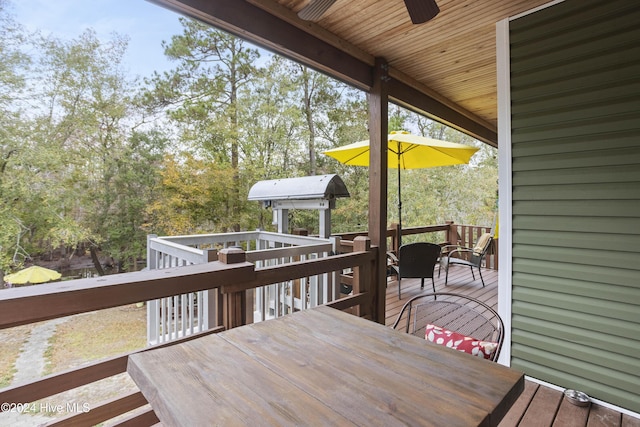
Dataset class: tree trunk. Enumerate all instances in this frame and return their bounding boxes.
[89,246,105,276]
[230,64,240,232]
[302,67,317,176]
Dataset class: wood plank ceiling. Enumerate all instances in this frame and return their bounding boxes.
[148,0,553,146]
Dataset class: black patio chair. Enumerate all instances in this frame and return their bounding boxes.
[388,242,441,299]
[392,292,504,362]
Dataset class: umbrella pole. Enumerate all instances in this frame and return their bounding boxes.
[397,147,402,248]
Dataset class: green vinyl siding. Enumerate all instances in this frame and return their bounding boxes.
[508,0,640,412]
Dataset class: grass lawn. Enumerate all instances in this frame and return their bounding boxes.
[0,305,146,424]
[35,304,148,419]
[1,304,147,423]
[45,304,147,374]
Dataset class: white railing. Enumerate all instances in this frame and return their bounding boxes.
[146,231,339,345]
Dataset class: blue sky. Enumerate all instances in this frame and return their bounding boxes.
[11,0,186,78]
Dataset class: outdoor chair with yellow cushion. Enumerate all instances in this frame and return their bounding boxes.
[392,292,504,362]
[439,232,493,287]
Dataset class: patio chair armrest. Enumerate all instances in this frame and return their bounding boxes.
[440,244,461,250]
[440,244,473,252]
[446,247,473,259]
[386,251,400,277]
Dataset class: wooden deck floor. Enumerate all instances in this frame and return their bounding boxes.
[384,262,499,327]
[384,265,639,427]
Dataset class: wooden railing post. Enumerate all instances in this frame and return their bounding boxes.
[330,236,342,301]
[445,221,458,246]
[203,249,223,328]
[389,222,400,254]
[352,236,373,320]
[218,247,251,330]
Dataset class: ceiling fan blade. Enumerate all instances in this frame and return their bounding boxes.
[404,0,440,24]
[298,0,337,21]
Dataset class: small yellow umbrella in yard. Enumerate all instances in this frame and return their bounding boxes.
[4,265,62,285]
[324,130,479,246]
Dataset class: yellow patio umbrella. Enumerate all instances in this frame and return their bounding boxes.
[323,130,479,246]
[4,265,62,285]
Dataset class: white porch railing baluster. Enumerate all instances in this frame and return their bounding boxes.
[197,291,204,331]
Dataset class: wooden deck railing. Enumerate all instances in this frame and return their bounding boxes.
[0,237,377,426]
[333,221,498,270]
[0,222,494,425]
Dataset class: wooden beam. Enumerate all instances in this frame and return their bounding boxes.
[246,0,375,66]
[147,0,498,145]
[46,392,150,427]
[148,0,372,90]
[247,0,496,146]
[389,78,498,146]
[369,57,389,324]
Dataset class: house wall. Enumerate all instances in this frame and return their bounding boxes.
[507,0,640,412]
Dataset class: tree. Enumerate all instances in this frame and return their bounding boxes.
[147,152,235,236]
[0,28,168,272]
[401,116,498,233]
[101,130,168,270]
[27,29,135,269]
[289,64,341,176]
[1,2,498,274]
[312,89,370,234]
[236,56,306,229]
[143,19,259,231]
[0,0,33,271]
[239,56,304,177]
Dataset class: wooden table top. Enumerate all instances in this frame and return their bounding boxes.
[128,306,524,426]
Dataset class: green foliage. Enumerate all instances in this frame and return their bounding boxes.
[99,130,168,268]
[0,1,33,270]
[27,29,153,269]
[142,19,259,162]
[399,121,498,229]
[141,19,264,233]
[238,56,305,181]
[0,13,167,272]
[1,9,498,272]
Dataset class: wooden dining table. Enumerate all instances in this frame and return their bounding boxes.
[128,305,524,426]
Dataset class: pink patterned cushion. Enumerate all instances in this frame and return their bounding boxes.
[425,324,497,360]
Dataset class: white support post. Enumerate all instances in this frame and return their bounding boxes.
[276,209,289,234]
[146,234,158,346]
[497,17,513,367]
[319,208,331,238]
